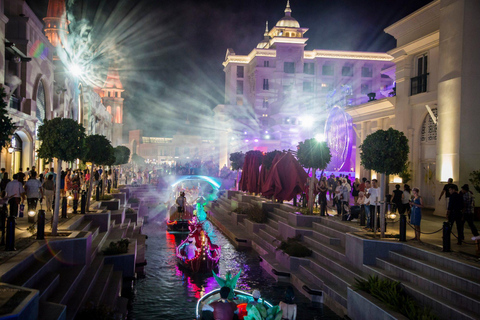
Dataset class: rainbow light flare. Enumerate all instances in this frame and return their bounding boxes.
[29,40,49,59]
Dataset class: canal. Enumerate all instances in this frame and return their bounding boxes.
[128,214,342,320]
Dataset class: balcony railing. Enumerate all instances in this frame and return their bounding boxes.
[9,96,20,111]
[411,74,428,95]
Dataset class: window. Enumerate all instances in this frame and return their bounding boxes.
[262,98,269,109]
[115,106,122,123]
[237,66,244,78]
[284,62,295,74]
[411,54,428,95]
[303,81,313,92]
[361,82,371,94]
[304,63,315,75]
[322,64,334,76]
[342,65,353,77]
[263,79,269,90]
[361,66,372,77]
[420,108,437,142]
[264,60,269,67]
[236,80,243,94]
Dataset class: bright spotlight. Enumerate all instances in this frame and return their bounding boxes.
[28,210,36,217]
[69,63,83,77]
[300,117,314,128]
[315,133,325,142]
[265,135,270,139]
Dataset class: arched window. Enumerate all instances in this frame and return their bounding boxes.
[420,108,437,143]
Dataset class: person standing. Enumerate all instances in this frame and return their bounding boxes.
[317,177,328,217]
[401,184,411,216]
[16,168,25,185]
[363,181,371,229]
[367,179,381,230]
[0,168,5,180]
[460,184,479,241]
[5,174,25,217]
[42,175,55,213]
[341,178,351,217]
[391,184,403,214]
[327,174,335,201]
[24,172,43,214]
[352,178,360,205]
[0,172,11,192]
[279,286,297,320]
[409,188,423,241]
[447,185,464,245]
[439,178,457,209]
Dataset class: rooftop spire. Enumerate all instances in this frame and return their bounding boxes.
[285,0,292,16]
[264,21,269,36]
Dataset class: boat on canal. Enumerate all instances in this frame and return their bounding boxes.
[176,224,221,273]
[195,288,274,320]
[166,203,194,232]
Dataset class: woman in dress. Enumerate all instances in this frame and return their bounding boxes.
[352,178,360,205]
[279,286,297,320]
[317,177,328,217]
[410,187,423,241]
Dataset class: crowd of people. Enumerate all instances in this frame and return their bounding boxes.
[0,165,116,218]
[314,174,478,243]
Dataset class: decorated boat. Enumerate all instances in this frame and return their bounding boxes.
[166,203,194,232]
[195,288,277,320]
[176,224,220,273]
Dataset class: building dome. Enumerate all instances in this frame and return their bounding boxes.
[275,0,300,28]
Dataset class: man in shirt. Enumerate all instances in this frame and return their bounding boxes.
[447,185,464,245]
[202,286,238,320]
[16,168,25,185]
[24,172,44,215]
[460,184,478,241]
[5,174,25,217]
[0,168,5,180]
[363,181,371,229]
[368,179,382,230]
[439,178,457,209]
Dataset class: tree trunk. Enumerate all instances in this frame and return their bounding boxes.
[51,159,62,236]
[308,168,317,215]
[380,172,387,238]
[236,170,240,191]
[86,162,95,211]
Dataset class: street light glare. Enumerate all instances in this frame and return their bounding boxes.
[69,63,83,77]
[300,117,314,128]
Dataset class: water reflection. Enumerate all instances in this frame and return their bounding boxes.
[129,219,341,320]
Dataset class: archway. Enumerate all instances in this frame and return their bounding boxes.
[419,109,437,207]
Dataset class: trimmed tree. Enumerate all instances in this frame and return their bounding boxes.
[297,139,332,215]
[229,151,245,190]
[360,128,409,237]
[37,118,86,235]
[83,134,115,210]
[114,146,130,166]
[0,87,16,151]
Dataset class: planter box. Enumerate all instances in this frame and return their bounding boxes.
[99,199,120,211]
[275,250,309,271]
[102,239,137,279]
[0,284,40,320]
[244,219,265,234]
[128,201,140,208]
[112,192,127,205]
[84,210,111,232]
[347,287,408,320]
[119,188,130,199]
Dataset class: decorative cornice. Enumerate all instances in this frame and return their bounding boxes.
[346,97,395,121]
[388,31,439,61]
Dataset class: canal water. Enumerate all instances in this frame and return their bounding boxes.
[128,215,342,320]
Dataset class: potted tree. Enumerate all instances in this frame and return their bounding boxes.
[229,151,245,191]
[37,118,86,235]
[359,128,409,237]
[297,138,332,215]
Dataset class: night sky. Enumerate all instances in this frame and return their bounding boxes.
[26,0,432,138]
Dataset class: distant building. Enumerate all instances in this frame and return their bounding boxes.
[214,0,395,173]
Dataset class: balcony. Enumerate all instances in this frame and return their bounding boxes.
[411,74,428,95]
[9,96,20,111]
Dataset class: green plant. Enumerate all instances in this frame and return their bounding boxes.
[277,236,312,257]
[232,206,249,215]
[297,138,332,215]
[37,118,86,236]
[98,194,113,200]
[229,151,245,171]
[262,150,282,171]
[0,87,16,152]
[114,146,131,165]
[128,197,139,204]
[246,205,268,223]
[298,207,318,215]
[354,276,438,320]
[27,223,36,235]
[102,239,130,255]
[469,170,480,194]
[399,161,412,184]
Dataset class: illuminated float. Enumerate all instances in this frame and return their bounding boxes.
[176,224,220,273]
[166,202,195,232]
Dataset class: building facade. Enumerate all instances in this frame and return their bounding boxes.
[0,0,124,177]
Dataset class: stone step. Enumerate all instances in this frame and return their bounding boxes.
[307,254,363,289]
[266,218,278,230]
[312,221,346,246]
[376,257,480,316]
[85,264,114,306]
[253,232,277,255]
[267,211,288,225]
[303,236,346,262]
[290,271,323,303]
[49,264,86,305]
[64,255,105,320]
[32,271,60,302]
[10,250,61,288]
[273,207,290,219]
[298,264,347,308]
[90,225,100,241]
[101,271,123,308]
[76,219,93,232]
[367,264,479,320]
[91,231,109,262]
[389,251,480,297]
[263,223,278,237]
[38,301,66,320]
[126,225,135,239]
[318,217,359,234]
[259,253,291,281]
[310,230,342,247]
